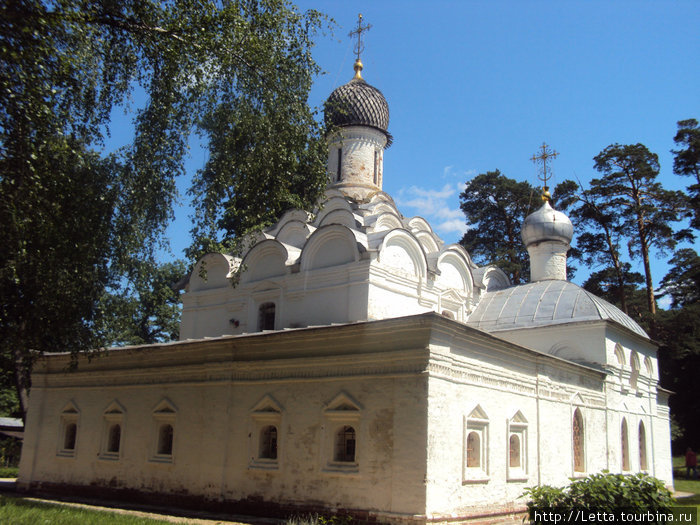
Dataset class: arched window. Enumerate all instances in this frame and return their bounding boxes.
[158,424,174,456]
[107,424,121,453]
[466,431,481,468]
[621,418,630,471]
[573,408,585,473]
[464,405,489,481]
[509,434,521,468]
[64,422,77,451]
[614,344,625,365]
[259,425,278,460]
[639,421,647,470]
[334,426,356,462]
[258,302,275,331]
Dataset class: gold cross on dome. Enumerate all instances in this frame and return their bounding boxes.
[349,13,372,62]
[531,142,559,201]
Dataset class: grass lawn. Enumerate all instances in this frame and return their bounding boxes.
[673,455,700,517]
[0,459,696,524]
[0,495,175,524]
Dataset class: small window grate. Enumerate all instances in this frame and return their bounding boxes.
[335,426,356,462]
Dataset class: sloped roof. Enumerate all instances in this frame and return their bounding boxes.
[466,280,648,338]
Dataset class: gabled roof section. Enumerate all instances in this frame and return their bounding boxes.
[466,280,648,339]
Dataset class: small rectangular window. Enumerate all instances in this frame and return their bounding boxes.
[258,302,275,331]
[336,146,342,182]
[373,150,378,185]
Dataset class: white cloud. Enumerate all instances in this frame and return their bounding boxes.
[436,218,469,236]
[395,181,469,241]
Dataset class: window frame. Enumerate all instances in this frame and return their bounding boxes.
[322,393,361,475]
[150,400,177,464]
[507,411,528,482]
[249,402,283,470]
[463,406,489,484]
[57,404,79,458]
[100,405,125,461]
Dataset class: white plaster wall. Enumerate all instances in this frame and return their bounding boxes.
[495,323,608,365]
[367,281,431,321]
[20,366,429,517]
[181,289,239,339]
[181,264,372,337]
[652,396,673,486]
[527,242,568,282]
[421,333,670,520]
[327,127,386,199]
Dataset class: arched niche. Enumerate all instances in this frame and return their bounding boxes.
[614,343,626,366]
[436,250,473,295]
[372,212,403,232]
[276,220,314,249]
[377,229,428,278]
[318,209,361,230]
[550,341,584,362]
[240,240,289,283]
[300,224,361,271]
[189,253,236,292]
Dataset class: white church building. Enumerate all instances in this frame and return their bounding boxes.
[18,54,672,524]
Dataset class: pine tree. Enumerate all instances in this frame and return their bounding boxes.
[591,144,690,315]
[459,171,537,284]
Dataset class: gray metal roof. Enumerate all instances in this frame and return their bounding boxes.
[466,280,648,338]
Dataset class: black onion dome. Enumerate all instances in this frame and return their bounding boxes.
[324,78,392,146]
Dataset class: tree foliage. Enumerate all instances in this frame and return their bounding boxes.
[656,248,700,451]
[556,179,635,313]
[459,170,537,284]
[672,118,700,229]
[582,264,647,321]
[1,0,330,419]
[591,143,691,315]
[101,260,187,346]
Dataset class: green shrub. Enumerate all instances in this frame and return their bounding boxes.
[0,467,18,478]
[523,471,674,519]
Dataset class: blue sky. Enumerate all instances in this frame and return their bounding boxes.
[151,0,699,291]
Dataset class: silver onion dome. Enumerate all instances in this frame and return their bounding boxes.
[521,201,573,247]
